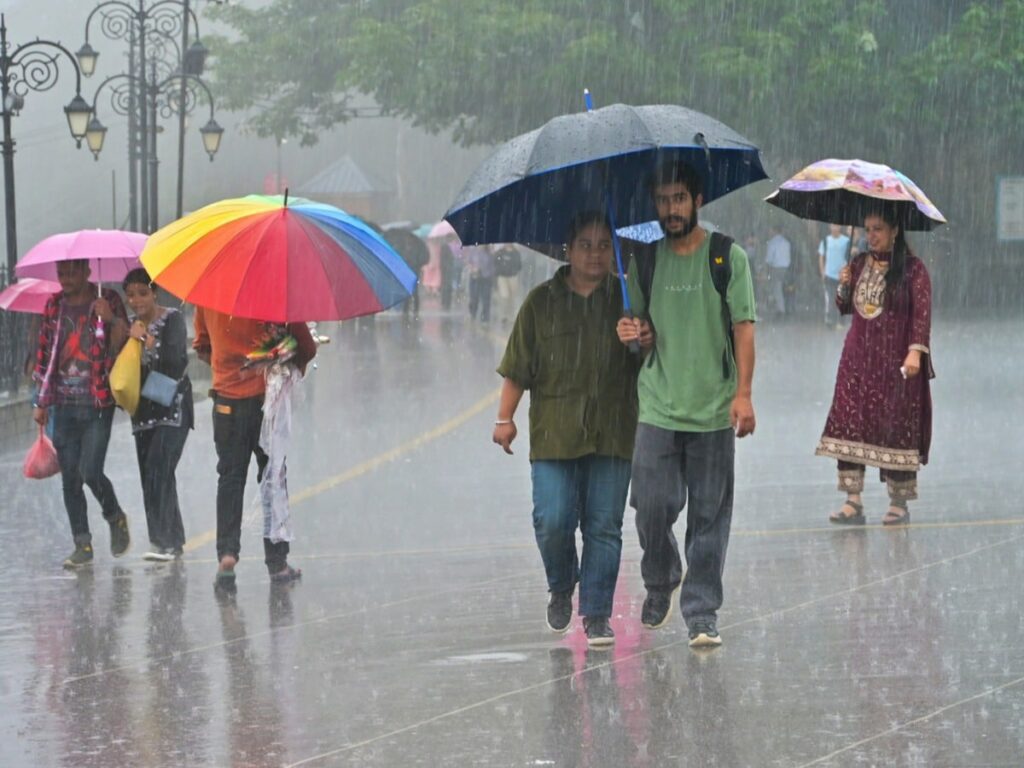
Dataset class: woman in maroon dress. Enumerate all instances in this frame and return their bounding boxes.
[816,208,933,525]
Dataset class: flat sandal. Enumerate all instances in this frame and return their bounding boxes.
[829,500,865,526]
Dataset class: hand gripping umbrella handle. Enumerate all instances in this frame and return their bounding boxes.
[605,191,641,355]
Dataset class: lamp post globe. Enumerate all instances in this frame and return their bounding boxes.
[199,117,223,160]
[85,116,107,159]
[63,95,93,146]
[75,43,99,77]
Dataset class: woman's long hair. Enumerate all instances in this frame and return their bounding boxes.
[868,206,913,290]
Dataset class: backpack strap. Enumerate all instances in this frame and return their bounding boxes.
[708,232,734,379]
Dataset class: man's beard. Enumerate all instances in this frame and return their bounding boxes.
[660,209,698,240]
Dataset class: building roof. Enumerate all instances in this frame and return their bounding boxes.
[296,155,390,196]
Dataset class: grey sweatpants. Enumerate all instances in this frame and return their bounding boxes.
[631,423,735,625]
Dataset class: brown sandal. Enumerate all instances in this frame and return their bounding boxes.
[882,502,911,526]
[829,500,865,525]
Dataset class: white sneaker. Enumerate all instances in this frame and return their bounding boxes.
[143,549,174,562]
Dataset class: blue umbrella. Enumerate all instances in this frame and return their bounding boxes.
[445,98,767,248]
[444,94,768,325]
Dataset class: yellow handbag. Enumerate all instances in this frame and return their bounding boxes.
[110,338,142,416]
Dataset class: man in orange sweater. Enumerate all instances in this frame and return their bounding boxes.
[194,308,317,588]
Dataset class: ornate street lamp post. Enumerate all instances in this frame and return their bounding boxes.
[87,65,222,230]
[0,14,90,280]
[78,0,212,233]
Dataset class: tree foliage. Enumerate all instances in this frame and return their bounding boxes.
[208,0,1024,238]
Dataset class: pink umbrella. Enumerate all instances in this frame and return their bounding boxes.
[428,220,457,240]
[0,278,61,314]
[16,230,148,283]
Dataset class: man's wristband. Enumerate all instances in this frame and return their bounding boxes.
[495,419,513,425]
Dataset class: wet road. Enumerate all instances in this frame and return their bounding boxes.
[1,301,1022,767]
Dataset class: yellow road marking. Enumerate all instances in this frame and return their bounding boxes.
[182,387,502,552]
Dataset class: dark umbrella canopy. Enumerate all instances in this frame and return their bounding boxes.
[445,103,768,247]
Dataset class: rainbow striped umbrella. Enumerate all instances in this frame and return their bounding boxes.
[141,194,416,323]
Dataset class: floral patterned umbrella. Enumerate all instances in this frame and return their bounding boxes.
[765,158,946,231]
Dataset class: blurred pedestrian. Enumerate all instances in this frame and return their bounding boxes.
[32,259,131,568]
[818,208,933,526]
[493,211,639,648]
[439,237,457,310]
[123,269,193,561]
[617,159,757,648]
[764,225,792,317]
[466,245,496,322]
[492,243,523,324]
[818,224,851,328]
[194,308,316,589]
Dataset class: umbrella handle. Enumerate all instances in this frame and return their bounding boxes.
[605,193,641,355]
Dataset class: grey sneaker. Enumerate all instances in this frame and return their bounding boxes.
[109,513,130,557]
[63,543,94,569]
[688,619,723,648]
[583,616,615,648]
[546,590,573,633]
[641,584,680,630]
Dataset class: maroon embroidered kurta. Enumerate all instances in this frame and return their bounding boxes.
[816,252,933,471]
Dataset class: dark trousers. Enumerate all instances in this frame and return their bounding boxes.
[631,424,735,625]
[134,422,189,550]
[468,276,493,321]
[52,405,123,545]
[212,394,290,571]
[823,277,841,325]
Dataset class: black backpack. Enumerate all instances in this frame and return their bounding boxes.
[633,231,735,378]
[493,247,522,277]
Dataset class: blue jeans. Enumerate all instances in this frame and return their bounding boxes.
[51,405,123,544]
[531,455,631,618]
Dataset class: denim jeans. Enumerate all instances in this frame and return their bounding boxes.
[212,394,289,571]
[135,422,190,550]
[631,424,735,625]
[51,405,123,544]
[531,455,631,618]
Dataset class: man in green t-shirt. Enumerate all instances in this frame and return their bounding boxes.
[617,160,757,648]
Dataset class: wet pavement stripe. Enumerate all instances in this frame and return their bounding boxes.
[280,531,1024,766]
[57,566,535,687]
[795,674,1024,767]
[181,386,502,552]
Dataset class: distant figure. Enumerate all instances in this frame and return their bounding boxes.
[492,243,523,324]
[764,225,792,317]
[818,224,851,328]
[817,208,933,527]
[466,245,496,322]
[194,309,317,589]
[440,238,457,310]
[123,269,193,562]
[493,211,639,648]
[32,259,131,568]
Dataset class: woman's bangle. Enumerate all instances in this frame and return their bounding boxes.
[495,419,513,425]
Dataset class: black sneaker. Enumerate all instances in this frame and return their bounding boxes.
[688,619,722,648]
[583,616,615,648]
[546,590,573,633]
[109,513,130,558]
[63,543,94,569]
[641,584,680,630]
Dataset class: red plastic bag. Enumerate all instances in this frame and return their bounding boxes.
[23,425,60,480]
